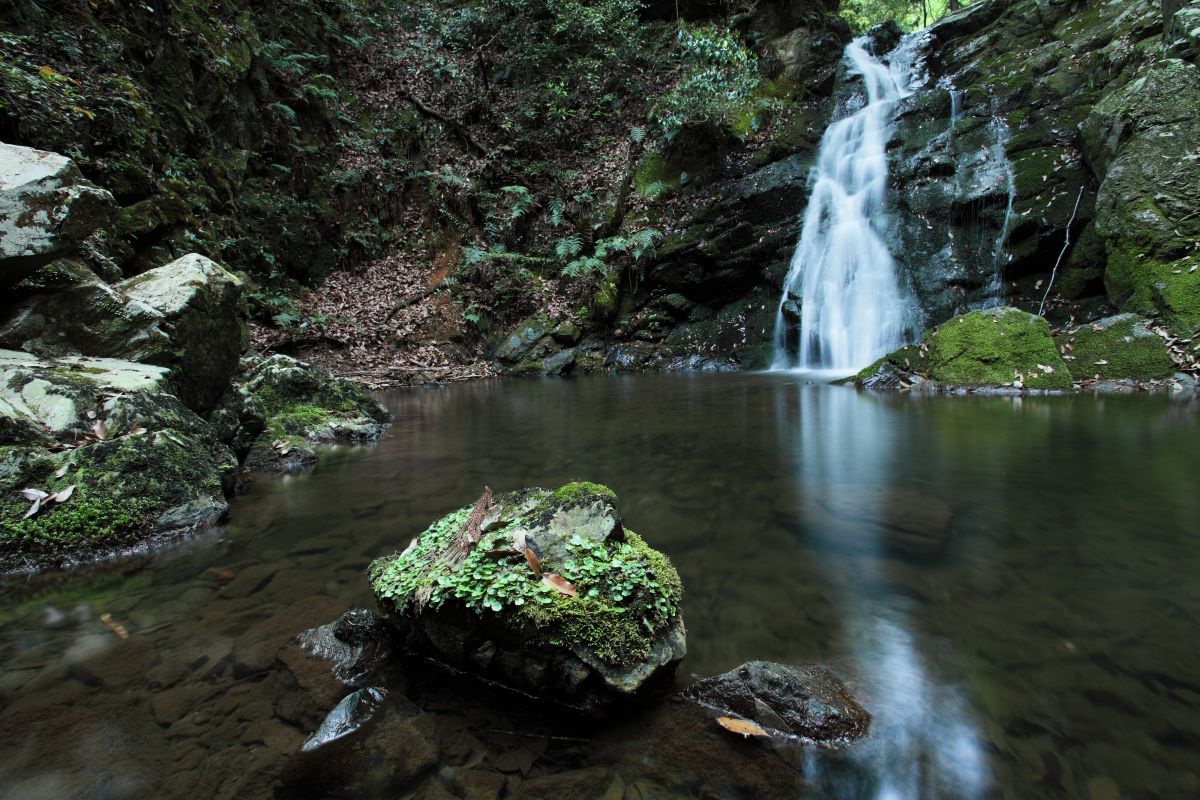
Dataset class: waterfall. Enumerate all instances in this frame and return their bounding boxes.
[982,104,1015,307]
[771,36,925,374]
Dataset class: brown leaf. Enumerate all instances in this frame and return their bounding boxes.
[206,567,236,582]
[715,716,769,738]
[541,574,576,597]
[99,613,129,640]
[93,419,107,440]
[524,548,542,576]
[484,548,520,559]
[456,486,494,555]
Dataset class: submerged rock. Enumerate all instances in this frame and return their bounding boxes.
[369,482,686,710]
[855,307,1073,391]
[213,352,391,472]
[300,686,389,753]
[685,660,869,743]
[0,349,236,572]
[0,143,118,287]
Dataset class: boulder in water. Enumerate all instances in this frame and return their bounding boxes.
[369,482,686,711]
[685,660,869,743]
[1057,313,1178,382]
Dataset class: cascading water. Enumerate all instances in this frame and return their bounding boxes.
[771,36,925,373]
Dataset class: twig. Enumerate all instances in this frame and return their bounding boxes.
[384,279,446,322]
[487,728,591,744]
[401,92,491,156]
[1038,186,1085,316]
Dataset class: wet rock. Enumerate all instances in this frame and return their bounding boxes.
[0,143,118,287]
[443,767,508,800]
[296,608,399,688]
[300,686,388,752]
[513,767,621,800]
[685,660,869,742]
[856,307,1073,391]
[369,482,686,711]
[494,315,557,365]
[541,348,576,377]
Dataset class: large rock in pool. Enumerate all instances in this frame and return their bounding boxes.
[1057,313,1178,382]
[0,143,118,287]
[854,307,1073,391]
[0,253,246,413]
[0,349,236,572]
[369,483,686,711]
[212,353,392,472]
[685,660,869,743]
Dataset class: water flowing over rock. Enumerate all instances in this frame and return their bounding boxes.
[369,483,686,711]
[0,143,117,287]
[772,34,925,372]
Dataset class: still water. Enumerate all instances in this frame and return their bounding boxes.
[1,374,1198,799]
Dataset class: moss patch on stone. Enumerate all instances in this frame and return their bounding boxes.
[1058,313,1177,381]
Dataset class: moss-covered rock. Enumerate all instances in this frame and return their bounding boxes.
[369,483,685,710]
[0,349,235,572]
[1058,313,1178,381]
[217,353,391,473]
[857,307,1073,390]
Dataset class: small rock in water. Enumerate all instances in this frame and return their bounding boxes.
[300,686,388,752]
[685,660,869,743]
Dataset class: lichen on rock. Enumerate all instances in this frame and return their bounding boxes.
[369,482,685,708]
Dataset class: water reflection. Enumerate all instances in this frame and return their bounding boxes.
[784,384,988,799]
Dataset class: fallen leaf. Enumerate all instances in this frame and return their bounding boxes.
[542,574,576,596]
[51,484,75,503]
[93,420,107,440]
[524,548,542,575]
[23,498,42,519]
[20,488,49,502]
[206,567,236,582]
[512,529,527,552]
[485,548,520,558]
[99,613,129,640]
[86,410,97,420]
[54,464,69,478]
[128,427,148,436]
[715,716,769,737]
[400,537,418,557]
[1093,359,1108,365]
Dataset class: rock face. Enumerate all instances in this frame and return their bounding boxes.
[856,307,1072,390]
[0,143,118,287]
[685,660,870,743]
[212,353,392,473]
[369,483,686,710]
[0,253,247,413]
[0,349,236,571]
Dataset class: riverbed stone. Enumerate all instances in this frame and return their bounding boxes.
[369,482,686,710]
[0,143,118,287]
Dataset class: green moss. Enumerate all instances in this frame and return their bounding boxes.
[634,153,680,198]
[1060,314,1177,380]
[1,489,154,566]
[1104,246,1200,335]
[549,481,617,504]
[923,309,1073,389]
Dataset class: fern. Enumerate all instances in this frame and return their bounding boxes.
[630,125,647,144]
[629,228,662,261]
[562,255,607,278]
[500,185,535,221]
[555,235,583,259]
[270,102,297,121]
[641,180,671,199]
[549,198,566,227]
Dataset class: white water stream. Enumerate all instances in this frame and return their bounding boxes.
[771,36,925,373]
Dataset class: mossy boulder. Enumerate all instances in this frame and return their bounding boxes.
[1057,313,1178,381]
[0,349,236,572]
[369,482,686,710]
[0,252,247,413]
[216,353,391,473]
[856,307,1073,390]
[493,314,558,366]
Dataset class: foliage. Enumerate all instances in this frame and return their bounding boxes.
[562,229,662,278]
[841,0,973,33]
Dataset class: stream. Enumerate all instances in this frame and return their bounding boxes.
[1,374,1198,799]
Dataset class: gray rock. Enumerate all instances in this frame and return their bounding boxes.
[0,143,118,287]
[300,687,389,752]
